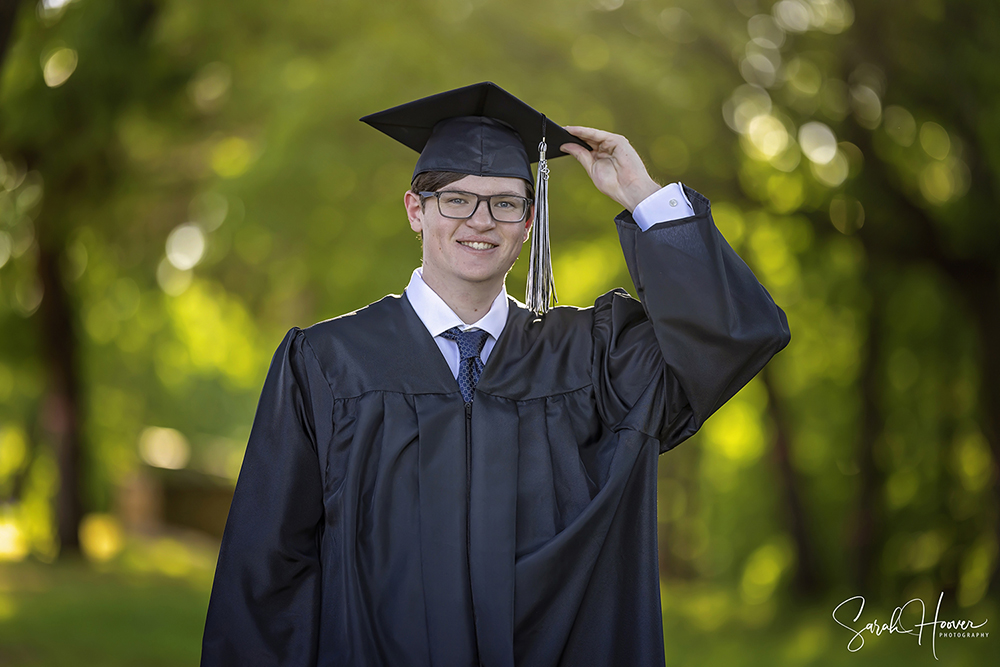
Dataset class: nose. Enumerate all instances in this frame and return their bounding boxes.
[465,199,496,228]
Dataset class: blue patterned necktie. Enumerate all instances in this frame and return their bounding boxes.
[439,326,490,403]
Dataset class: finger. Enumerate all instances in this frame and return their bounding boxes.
[563,126,623,151]
[560,142,595,171]
[563,125,611,141]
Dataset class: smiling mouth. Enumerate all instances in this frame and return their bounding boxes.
[458,241,498,250]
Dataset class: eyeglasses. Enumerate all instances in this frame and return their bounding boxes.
[419,190,531,223]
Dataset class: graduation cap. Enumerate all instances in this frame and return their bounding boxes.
[361,82,590,314]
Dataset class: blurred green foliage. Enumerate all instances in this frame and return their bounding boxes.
[1,0,998,663]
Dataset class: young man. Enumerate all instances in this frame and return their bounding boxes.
[202,83,790,666]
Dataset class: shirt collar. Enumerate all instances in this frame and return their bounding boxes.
[405,267,509,341]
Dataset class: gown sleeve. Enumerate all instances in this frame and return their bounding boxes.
[592,186,791,453]
[201,327,331,666]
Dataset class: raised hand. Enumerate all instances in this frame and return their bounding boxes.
[560,126,661,212]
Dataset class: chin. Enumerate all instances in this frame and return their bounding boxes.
[454,263,504,282]
[457,272,501,285]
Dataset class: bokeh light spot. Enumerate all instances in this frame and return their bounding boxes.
[0,516,28,562]
[785,58,822,96]
[886,467,919,509]
[0,231,11,268]
[63,237,88,280]
[189,62,232,113]
[723,85,772,134]
[156,257,193,296]
[13,277,44,317]
[952,430,991,493]
[40,0,76,20]
[812,0,855,33]
[810,149,849,187]
[211,137,254,178]
[84,299,120,344]
[918,161,954,204]
[42,47,77,88]
[16,178,43,211]
[139,426,191,470]
[829,195,864,234]
[165,222,206,270]
[798,121,837,164]
[0,593,14,620]
[769,141,801,172]
[883,105,916,146]
[741,541,792,604]
[773,0,810,32]
[919,121,951,160]
[850,85,882,129]
[703,399,765,462]
[748,14,786,49]
[958,540,996,607]
[902,531,947,572]
[741,51,778,88]
[766,172,804,213]
[189,192,229,231]
[747,114,789,158]
[79,513,124,563]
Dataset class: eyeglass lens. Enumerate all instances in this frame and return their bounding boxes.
[436,191,528,222]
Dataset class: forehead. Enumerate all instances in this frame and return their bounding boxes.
[445,174,529,197]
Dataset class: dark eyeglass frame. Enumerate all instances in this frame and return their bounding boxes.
[419,190,533,223]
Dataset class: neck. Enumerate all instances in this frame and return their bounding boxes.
[421,270,503,324]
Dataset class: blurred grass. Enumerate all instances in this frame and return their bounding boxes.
[0,532,216,667]
[0,560,208,666]
[0,554,995,666]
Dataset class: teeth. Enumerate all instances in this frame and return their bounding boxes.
[461,241,495,250]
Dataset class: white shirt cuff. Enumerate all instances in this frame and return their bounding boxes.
[631,182,695,231]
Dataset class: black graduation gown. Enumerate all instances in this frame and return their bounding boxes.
[201,188,791,667]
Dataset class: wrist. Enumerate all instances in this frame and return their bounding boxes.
[622,178,662,212]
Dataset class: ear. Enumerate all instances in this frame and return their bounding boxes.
[522,206,535,242]
[404,190,424,233]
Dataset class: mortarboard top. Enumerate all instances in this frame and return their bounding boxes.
[359,81,590,183]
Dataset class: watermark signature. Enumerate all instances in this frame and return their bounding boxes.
[832,592,988,660]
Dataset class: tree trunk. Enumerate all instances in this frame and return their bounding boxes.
[0,0,20,72]
[850,273,885,595]
[761,367,823,597]
[954,266,1000,596]
[35,240,85,556]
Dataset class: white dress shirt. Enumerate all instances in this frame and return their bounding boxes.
[406,183,695,378]
[405,268,509,378]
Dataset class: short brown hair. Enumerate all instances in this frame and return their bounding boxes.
[411,171,535,204]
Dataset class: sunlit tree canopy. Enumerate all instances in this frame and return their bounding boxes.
[0,0,996,663]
